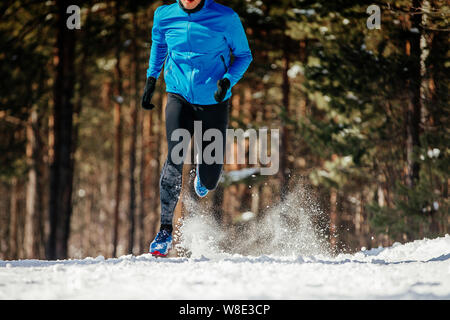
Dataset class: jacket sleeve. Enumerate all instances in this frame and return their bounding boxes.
[223,12,253,87]
[146,7,168,79]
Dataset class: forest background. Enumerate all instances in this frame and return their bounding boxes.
[0,0,448,260]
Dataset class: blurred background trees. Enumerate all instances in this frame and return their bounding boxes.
[0,0,448,259]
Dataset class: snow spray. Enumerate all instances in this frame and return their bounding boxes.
[175,181,331,258]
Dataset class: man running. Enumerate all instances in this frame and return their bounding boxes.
[142,0,252,256]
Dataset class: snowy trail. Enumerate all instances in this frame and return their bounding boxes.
[1,236,449,299]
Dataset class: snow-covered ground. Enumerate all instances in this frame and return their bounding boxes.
[1,235,449,300]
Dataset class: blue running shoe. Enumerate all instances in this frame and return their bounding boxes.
[194,167,209,198]
[149,230,172,257]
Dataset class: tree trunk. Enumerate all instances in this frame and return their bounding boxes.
[9,178,19,260]
[279,37,290,197]
[47,0,76,260]
[112,65,123,257]
[112,2,123,258]
[24,108,43,259]
[405,0,422,189]
[138,110,148,253]
[329,188,338,253]
[128,10,139,254]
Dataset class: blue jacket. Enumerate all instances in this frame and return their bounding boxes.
[147,0,252,105]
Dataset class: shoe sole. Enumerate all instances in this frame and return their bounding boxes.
[151,250,169,257]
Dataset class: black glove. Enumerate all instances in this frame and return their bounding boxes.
[141,76,156,110]
[214,78,230,103]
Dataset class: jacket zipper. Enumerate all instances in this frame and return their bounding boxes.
[187,14,194,102]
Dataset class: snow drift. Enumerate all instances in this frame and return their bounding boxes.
[1,235,449,299]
